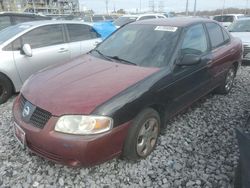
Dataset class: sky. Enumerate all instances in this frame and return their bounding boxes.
[79,0,250,13]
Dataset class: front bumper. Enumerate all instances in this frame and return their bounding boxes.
[12,95,131,167]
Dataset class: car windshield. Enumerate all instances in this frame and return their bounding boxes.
[93,24,180,67]
[213,16,234,22]
[92,16,104,22]
[0,24,30,45]
[113,16,137,26]
[228,19,250,32]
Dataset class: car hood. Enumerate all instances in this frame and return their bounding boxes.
[230,32,250,44]
[21,54,160,116]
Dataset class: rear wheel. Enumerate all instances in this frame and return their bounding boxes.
[0,74,13,104]
[123,108,160,161]
[215,66,236,94]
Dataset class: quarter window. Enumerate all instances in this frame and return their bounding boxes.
[22,24,64,49]
[181,24,208,55]
[67,24,99,42]
[206,23,224,49]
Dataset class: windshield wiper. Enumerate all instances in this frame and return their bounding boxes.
[90,49,113,62]
[107,56,137,66]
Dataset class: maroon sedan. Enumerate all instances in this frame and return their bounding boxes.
[12,18,242,167]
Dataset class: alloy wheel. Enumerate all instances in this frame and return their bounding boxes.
[136,118,159,157]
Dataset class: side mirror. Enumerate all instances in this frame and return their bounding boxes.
[21,44,32,57]
[176,54,201,66]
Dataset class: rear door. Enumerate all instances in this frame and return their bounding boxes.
[205,22,235,85]
[66,24,101,58]
[13,24,70,83]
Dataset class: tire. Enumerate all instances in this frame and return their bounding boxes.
[123,108,161,161]
[215,66,236,95]
[0,74,13,104]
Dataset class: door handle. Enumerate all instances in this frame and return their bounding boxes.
[58,48,69,53]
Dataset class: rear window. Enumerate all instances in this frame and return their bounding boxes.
[213,16,234,23]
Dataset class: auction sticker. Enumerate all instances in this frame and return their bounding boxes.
[155,26,178,32]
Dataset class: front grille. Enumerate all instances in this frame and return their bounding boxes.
[243,45,250,57]
[19,95,52,129]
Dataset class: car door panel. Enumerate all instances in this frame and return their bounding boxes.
[13,44,70,82]
[13,24,70,83]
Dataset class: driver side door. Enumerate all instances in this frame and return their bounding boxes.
[166,23,213,115]
[13,24,70,83]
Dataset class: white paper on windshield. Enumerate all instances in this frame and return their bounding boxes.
[155,26,178,32]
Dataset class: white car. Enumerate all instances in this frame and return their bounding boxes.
[213,14,245,28]
[0,20,102,104]
[113,14,167,28]
[228,18,250,61]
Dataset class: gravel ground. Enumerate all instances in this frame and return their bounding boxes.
[0,66,250,188]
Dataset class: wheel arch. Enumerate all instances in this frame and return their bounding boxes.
[0,72,15,93]
[148,104,166,128]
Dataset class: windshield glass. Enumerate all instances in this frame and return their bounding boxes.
[228,19,250,32]
[114,16,137,26]
[213,16,234,22]
[93,24,180,67]
[0,24,30,45]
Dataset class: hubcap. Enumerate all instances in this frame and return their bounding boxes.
[136,118,159,157]
[225,68,235,91]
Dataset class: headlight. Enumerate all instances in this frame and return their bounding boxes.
[55,115,113,135]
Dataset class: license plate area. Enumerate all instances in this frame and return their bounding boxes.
[13,122,26,149]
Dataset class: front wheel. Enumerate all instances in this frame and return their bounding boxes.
[122,108,161,161]
[215,66,236,95]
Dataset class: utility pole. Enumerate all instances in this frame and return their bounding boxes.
[193,0,197,16]
[222,0,226,15]
[106,0,108,14]
[140,0,142,13]
[185,0,189,16]
[245,0,249,14]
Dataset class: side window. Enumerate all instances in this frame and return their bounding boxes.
[22,24,64,49]
[67,24,99,42]
[158,16,165,18]
[222,28,230,43]
[3,38,22,51]
[13,16,33,24]
[205,22,224,49]
[181,24,208,55]
[139,16,157,20]
[0,16,11,30]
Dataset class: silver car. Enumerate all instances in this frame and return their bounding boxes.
[0,20,102,104]
[228,18,250,61]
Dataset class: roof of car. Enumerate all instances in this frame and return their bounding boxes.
[0,11,47,17]
[121,13,165,18]
[132,17,215,27]
[214,14,244,17]
[16,20,93,27]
